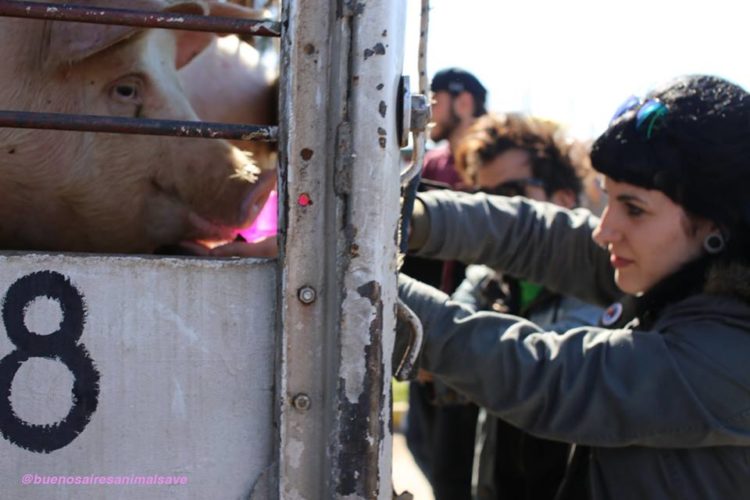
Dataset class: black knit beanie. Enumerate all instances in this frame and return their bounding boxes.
[591,75,750,234]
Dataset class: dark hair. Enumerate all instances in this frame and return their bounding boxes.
[455,113,586,199]
[431,68,487,117]
[591,74,750,262]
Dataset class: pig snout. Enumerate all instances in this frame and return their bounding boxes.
[165,139,276,243]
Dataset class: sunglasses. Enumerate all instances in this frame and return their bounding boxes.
[476,178,545,197]
[609,96,668,139]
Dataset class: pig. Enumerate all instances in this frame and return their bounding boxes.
[0,0,275,254]
[179,1,278,171]
[179,33,278,172]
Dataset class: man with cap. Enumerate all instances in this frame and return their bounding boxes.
[403,67,489,294]
[422,67,488,188]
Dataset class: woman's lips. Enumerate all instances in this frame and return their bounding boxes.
[610,254,634,269]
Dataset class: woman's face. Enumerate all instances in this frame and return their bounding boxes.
[592,177,713,295]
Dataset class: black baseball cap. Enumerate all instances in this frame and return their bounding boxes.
[431,68,487,108]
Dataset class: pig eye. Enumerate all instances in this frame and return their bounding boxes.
[115,85,137,98]
[108,76,144,105]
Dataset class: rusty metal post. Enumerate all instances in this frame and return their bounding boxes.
[277,0,405,498]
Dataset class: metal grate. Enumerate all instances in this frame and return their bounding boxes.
[0,0,280,141]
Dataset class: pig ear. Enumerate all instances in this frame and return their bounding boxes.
[43,0,209,71]
[173,31,215,69]
[169,1,268,70]
[165,1,215,69]
[44,22,139,70]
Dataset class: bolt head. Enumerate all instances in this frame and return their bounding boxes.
[292,393,311,411]
[298,286,317,304]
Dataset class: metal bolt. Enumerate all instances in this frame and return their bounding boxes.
[292,393,311,412]
[298,286,317,304]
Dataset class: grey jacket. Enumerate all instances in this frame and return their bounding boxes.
[455,264,602,499]
[399,190,750,500]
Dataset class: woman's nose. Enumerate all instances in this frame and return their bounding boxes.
[592,207,619,249]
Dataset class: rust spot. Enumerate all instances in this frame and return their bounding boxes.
[303,43,315,55]
[382,29,387,36]
[378,137,386,149]
[378,101,387,118]
[7,148,15,154]
[301,148,314,161]
[353,75,360,84]
[376,83,384,91]
[377,127,387,136]
[350,244,360,257]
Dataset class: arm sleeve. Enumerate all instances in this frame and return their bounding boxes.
[414,190,619,306]
[399,273,741,448]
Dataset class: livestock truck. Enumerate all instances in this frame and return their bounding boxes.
[0,0,427,498]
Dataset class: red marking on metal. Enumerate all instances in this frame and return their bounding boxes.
[298,193,312,207]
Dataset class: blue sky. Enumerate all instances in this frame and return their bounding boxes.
[405,0,750,138]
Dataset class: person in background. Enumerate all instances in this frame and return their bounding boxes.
[451,113,601,499]
[421,67,488,189]
[401,67,487,499]
[398,74,750,499]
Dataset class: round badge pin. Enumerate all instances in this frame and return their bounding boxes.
[601,302,624,327]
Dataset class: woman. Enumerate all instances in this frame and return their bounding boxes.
[399,74,750,499]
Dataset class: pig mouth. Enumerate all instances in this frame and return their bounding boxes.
[185,211,239,243]
[150,172,275,245]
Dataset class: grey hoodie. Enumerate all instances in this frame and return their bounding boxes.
[399,190,750,500]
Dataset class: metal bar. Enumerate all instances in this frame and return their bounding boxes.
[0,0,281,37]
[0,110,278,141]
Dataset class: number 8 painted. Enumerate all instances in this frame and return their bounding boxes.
[0,271,100,453]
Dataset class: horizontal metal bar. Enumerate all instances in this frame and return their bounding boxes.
[0,110,278,141]
[0,0,281,37]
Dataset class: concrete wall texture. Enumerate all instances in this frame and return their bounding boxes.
[0,253,276,499]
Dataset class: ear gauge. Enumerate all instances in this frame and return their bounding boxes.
[703,232,726,254]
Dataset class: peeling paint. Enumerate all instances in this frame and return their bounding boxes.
[340,295,372,403]
[287,438,305,469]
[281,486,307,500]
[363,43,386,60]
[336,281,385,497]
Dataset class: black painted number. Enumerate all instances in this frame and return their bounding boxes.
[0,271,99,453]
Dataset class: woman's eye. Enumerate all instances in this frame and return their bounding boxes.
[626,204,644,216]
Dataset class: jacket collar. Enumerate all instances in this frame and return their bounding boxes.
[601,257,713,330]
